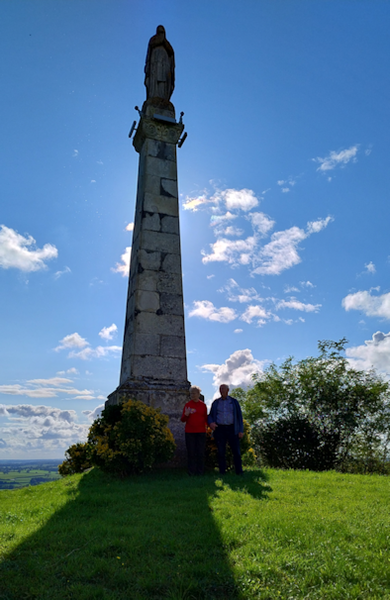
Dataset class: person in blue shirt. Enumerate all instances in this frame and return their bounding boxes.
[208,384,244,475]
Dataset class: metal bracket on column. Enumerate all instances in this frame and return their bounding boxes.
[128,120,137,139]
[178,132,187,148]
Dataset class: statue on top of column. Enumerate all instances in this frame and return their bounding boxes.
[144,25,175,102]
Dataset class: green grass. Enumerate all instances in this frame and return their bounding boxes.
[0,468,389,599]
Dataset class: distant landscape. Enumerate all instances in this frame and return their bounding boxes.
[0,460,61,490]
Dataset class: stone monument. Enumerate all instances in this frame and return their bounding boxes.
[106,26,190,461]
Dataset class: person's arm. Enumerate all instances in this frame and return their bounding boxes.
[208,400,218,430]
[181,403,189,422]
[233,398,244,437]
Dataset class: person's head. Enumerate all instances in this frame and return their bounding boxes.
[190,385,201,401]
[219,384,229,399]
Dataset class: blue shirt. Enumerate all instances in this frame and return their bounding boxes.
[216,396,234,425]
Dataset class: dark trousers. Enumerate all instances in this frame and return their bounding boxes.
[214,424,243,475]
[185,432,206,475]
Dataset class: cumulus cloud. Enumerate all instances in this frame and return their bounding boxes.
[240,305,270,326]
[218,278,263,303]
[69,345,122,361]
[342,290,390,320]
[188,300,237,323]
[201,349,267,398]
[218,188,258,212]
[55,333,89,351]
[313,145,359,172]
[346,331,390,374]
[0,403,89,455]
[234,329,243,334]
[99,323,118,341]
[126,222,134,232]
[82,404,104,421]
[201,236,256,266]
[0,225,58,272]
[112,246,131,277]
[252,218,332,276]
[183,187,258,213]
[247,212,275,236]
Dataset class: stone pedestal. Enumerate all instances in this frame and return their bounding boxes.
[107,99,190,464]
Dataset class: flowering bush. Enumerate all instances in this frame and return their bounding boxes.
[58,442,92,476]
[205,419,257,470]
[87,398,176,476]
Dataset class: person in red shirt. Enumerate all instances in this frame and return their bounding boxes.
[181,385,208,475]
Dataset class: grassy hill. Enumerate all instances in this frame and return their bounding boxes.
[0,468,389,599]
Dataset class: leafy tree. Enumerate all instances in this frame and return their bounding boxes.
[240,339,390,472]
[59,442,92,476]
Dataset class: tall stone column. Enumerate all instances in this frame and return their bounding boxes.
[106,98,190,460]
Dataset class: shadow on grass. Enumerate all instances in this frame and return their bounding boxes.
[0,467,270,600]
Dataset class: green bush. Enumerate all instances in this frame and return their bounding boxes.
[58,442,92,476]
[205,419,257,470]
[87,398,176,476]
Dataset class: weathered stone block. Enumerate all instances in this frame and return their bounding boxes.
[146,156,177,180]
[143,192,178,217]
[161,178,178,198]
[161,334,186,358]
[132,355,171,379]
[141,230,180,254]
[135,289,160,312]
[147,139,175,162]
[138,249,161,271]
[167,357,188,380]
[142,212,161,232]
[137,270,158,292]
[133,333,161,356]
[161,215,179,234]
[144,175,161,196]
[160,293,184,316]
[135,312,184,335]
[162,253,182,274]
[157,272,183,294]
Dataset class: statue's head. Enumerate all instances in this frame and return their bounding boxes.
[156,25,166,37]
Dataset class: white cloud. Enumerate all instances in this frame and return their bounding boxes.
[247,212,275,236]
[346,331,390,374]
[284,285,300,293]
[201,349,267,397]
[112,246,131,277]
[54,266,71,280]
[234,329,243,334]
[364,261,376,274]
[218,278,262,303]
[218,188,258,212]
[188,300,237,323]
[0,403,89,455]
[0,225,58,272]
[126,222,134,232]
[182,194,209,211]
[55,333,89,351]
[342,290,390,319]
[202,236,256,266]
[69,345,122,360]
[276,298,321,312]
[73,149,79,157]
[99,323,118,341]
[0,376,94,399]
[222,226,244,237]
[313,145,359,172]
[240,305,270,326]
[82,404,104,421]
[300,281,315,288]
[183,187,258,213]
[252,218,332,276]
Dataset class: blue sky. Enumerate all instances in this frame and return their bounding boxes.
[1,0,390,458]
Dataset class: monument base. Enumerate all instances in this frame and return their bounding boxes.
[106,377,190,466]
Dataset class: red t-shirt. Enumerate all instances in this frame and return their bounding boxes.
[180,400,208,433]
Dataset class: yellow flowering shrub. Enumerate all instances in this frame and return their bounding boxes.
[87,398,176,476]
[58,442,92,475]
